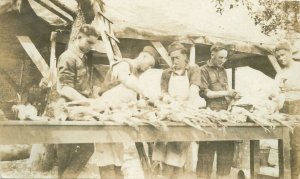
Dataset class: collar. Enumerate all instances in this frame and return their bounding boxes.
[70,45,85,59]
[207,60,224,69]
[170,64,190,75]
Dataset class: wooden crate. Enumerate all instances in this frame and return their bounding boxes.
[280,99,300,115]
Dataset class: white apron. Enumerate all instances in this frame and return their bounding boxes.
[89,143,124,167]
[168,71,190,101]
[153,71,191,167]
[89,84,137,167]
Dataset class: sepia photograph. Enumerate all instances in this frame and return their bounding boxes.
[0,0,300,178]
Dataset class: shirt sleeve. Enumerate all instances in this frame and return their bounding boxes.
[160,69,172,93]
[111,61,131,81]
[57,54,76,88]
[199,66,210,98]
[188,65,201,87]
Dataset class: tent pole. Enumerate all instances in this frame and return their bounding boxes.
[232,65,236,89]
[19,59,26,102]
[267,55,282,74]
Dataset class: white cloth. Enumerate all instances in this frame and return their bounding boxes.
[152,142,190,167]
[168,71,190,100]
[275,62,300,101]
[91,83,137,167]
[153,71,191,167]
[89,143,124,167]
[101,84,137,107]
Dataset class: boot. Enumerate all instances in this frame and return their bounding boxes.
[99,165,124,179]
[291,150,300,179]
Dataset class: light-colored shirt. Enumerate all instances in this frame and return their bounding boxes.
[275,61,300,100]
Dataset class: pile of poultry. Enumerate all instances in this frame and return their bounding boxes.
[47,94,300,134]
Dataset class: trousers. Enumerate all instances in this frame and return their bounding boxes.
[197,141,235,178]
[99,165,123,179]
[57,143,94,178]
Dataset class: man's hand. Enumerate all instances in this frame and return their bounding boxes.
[227,90,240,98]
[187,95,206,109]
[161,94,173,104]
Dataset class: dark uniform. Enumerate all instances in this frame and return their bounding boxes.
[56,46,94,178]
[197,61,235,178]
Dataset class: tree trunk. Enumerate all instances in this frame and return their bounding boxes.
[68,0,94,46]
[28,144,57,171]
[0,145,31,161]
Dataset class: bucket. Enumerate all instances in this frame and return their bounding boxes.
[280,99,300,115]
[260,146,271,166]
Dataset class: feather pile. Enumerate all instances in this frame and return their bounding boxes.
[47,98,300,134]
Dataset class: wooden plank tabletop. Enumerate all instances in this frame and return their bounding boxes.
[0,120,289,144]
[0,120,286,126]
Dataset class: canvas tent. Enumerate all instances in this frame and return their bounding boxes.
[22,0,282,75]
[0,0,284,104]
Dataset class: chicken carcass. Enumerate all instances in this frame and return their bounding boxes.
[12,103,39,121]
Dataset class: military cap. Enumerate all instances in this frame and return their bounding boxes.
[142,45,159,58]
[275,41,292,52]
[210,42,227,52]
[167,42,186,54]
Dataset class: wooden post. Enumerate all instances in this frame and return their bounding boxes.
[151,41,172,67]
[232,67,236,89]
[278,128,291,179]
[268,55,282,74]
[48,32,57,87]
[250,140,260,179]
[17,36,50,78]
[19,59,26,102]
[189,44,196,66]
[33,0,72,23]
[49,0,77,18]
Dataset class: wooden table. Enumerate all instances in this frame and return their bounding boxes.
[0,121,291,179]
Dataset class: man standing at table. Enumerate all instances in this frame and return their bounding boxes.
[90,45,159,179]
[153,41,203,179]
[197,42,239,179]
[56,24,98,178]
[272,41,300,179]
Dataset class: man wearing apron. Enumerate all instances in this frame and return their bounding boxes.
[90,46,159,179]
[153,42,202,179]
[56,24,98,178]
[273,41,300,179]
[197,42,239,179]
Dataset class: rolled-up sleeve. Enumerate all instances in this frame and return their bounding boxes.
[199,67,210,98]
[57,55,76,88]
[188,66,201,87]
[160,69,172,93]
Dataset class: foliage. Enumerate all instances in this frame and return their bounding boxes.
[211,0,300,35]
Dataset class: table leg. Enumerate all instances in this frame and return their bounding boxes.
[278,128,291,179]
[250,140,260,179]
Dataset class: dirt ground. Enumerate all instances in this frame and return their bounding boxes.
[0,143,144,179]
[0,141,279,179]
